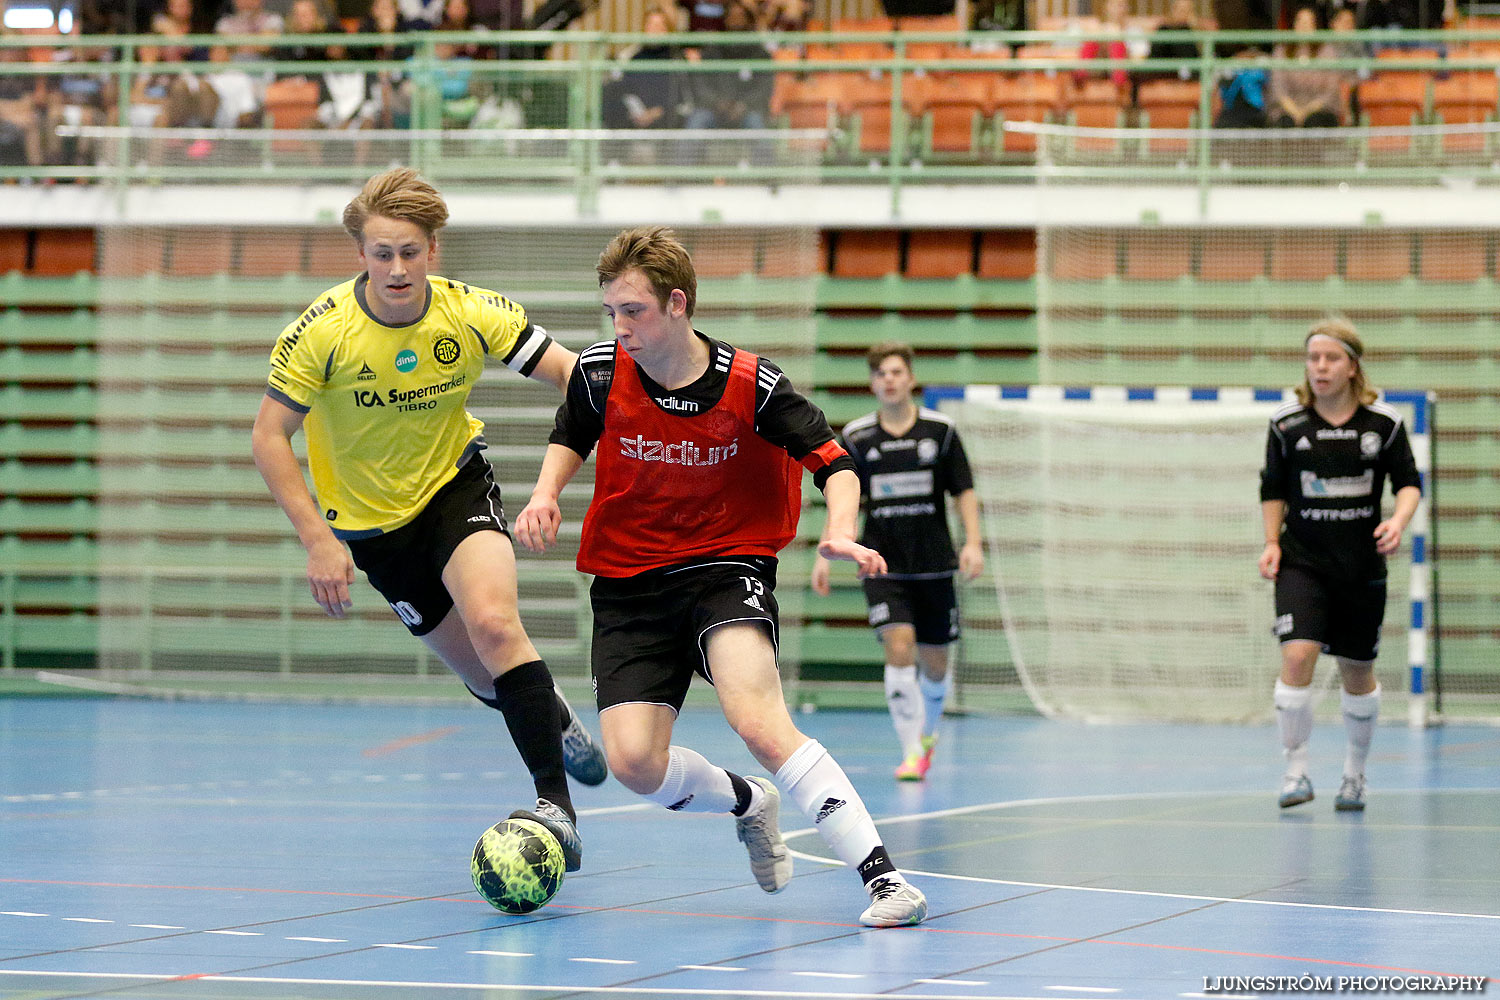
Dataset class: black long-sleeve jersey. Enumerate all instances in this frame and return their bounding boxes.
[1259,400,1422,583]
[548,334,856,492]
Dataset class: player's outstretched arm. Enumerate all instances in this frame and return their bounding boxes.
[516,444,586,553]
[528,341,578,394]
[816,468,887,579]
[250,395,356,618]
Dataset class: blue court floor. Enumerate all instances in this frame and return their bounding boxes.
[1,695,1497,1000]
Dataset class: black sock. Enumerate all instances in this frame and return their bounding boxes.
[727,771,753,816]
[469,660,574,821]
[855,847,898,886]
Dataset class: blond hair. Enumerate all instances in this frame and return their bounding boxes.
[1297,316,1377,407]
[342,167,450,244]
[597,226,698,318]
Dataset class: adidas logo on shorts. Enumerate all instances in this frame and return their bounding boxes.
[816,797,846,823]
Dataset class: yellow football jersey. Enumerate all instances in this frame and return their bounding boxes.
[266,273,553,538]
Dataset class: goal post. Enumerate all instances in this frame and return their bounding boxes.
[926,384,1435,726]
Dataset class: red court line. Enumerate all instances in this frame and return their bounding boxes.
[361,725,463,758]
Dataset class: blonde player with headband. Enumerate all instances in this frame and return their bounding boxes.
[1258,317,1422,811]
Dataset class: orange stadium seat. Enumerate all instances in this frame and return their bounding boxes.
[905,230,973,278]
[305,229,357,279]
[1047,234,1118,281]
[1270,232,1338,282]
[992,71,1063,154]
[166,230,234,278]
[832,229,901,278]
[1123,230,1191,280]
[690,233,757,278]
[759,231,828,277]
[1345,231,1412,282]
[1064,77,1127,154]
[30,229,95,276]
[909,73,992,156]
[1136,78,1201,154]
[237,229,306,277]
[1417,232,1489,282]
[1431,71,1500,154]
[774,73,847,151]
[1199,231,1266,281]
[263,77,323,153]
[844,75,899,155]
[98,229,167,277]
[1357,73,1430,154]
[977,230,1037,279]
[0,229,28,273]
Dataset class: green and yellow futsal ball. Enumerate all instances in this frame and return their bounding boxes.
[471,818,565,914]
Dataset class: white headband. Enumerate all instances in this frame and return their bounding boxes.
[1306,332,1361,360]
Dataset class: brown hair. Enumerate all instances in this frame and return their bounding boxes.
[1297,316,1377,406]
[597,226,697,318]
[866,341,914,372]
[342,167,450,244]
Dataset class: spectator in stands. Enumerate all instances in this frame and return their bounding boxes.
[761,0,809,31]
[134,3,221,132]
[314,25,383,130]
[1267,5,1345,127]
[278,0,331,65]
[215,0,286,61]
[1213,46,1269,127]
[1144,0,1205,80]
[0,29,44,166]
[602,6,686,138]
[684,0,773,137]
[1075,0,1134,91]
[398,0,447,28]
[678,0,727,33]
[436,0,486,58]
[354,0,416,128]
[152,0,213,61]
[42,41,116,166]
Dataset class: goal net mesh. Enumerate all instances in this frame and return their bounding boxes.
[941,390,1417,724]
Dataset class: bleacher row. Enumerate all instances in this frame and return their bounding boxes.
[2,224,1496,687]
[770,19,1500,160]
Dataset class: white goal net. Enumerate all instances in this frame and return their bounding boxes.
[937,385,1431,724]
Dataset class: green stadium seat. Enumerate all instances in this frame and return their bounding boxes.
[0,308,96,346]
[0,423,94,459]
[0,345,95,383]
[0,384,95,421]
[0,272,97,308]
[1,459,98,497]
[0,497,94,533]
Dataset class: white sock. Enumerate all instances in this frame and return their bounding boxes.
[884,664,923,756]
[775,739,883,871]
[642,745,738,814]
[1341,685,1380,778]
[918,670,948,739]
[1274,680,1315,778]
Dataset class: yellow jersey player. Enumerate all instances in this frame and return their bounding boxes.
[250,166,604,870]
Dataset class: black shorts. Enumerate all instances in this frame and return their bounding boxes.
[346,453,510,637]
[863,575,960,647]
[1273,561,1387,662]
[589,557,779,714]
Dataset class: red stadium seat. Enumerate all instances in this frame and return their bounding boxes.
[832,229,901,278]
[977,230,1037,279]
[1345,231,1412,282]
[905,230,973,278]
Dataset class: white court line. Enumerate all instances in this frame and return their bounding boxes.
[0,971,1110,999]
[288,936,347,942]
[679,965,745,972]
[62,917,112,923]
[917,980,989,986]
[784,789,1500,923]
[374,943,436,950]
[204,929,261,936]
[131,924,185,930]
[2,911,48,917]
[1046,988,1122,993]
[469,950,532,957]
[570,958,636,965]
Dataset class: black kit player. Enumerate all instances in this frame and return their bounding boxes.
[811,342,983,781]
[516,226,929,927]
[251,167,607,871]
[1259,317,1421,813]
